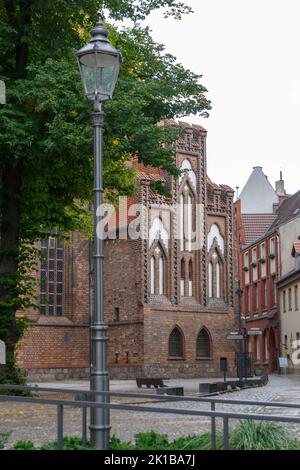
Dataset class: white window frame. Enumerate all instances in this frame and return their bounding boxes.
[260,242,266,277]
[150,256,155,294]
[159,257,164,295]
[252,247,258,282]
[209,262,213,298]
[270,237,276,273]
[216,262,220,298]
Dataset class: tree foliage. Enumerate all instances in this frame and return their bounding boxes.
[0,0,210,382]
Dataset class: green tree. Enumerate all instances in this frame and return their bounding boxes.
[0,0,210,382]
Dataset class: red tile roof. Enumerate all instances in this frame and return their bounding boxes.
[241,214,277,245]
[128,158,165,184]
[207,177,234,193]
[138,171,165,183]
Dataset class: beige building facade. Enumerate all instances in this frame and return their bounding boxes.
[278,215,300,373]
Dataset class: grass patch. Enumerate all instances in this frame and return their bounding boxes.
[230,420,300,450]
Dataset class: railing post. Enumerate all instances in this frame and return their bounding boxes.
[223,416,229,450]
[82,393,87,447]
[211,401,217,450]
[57,404,64,450]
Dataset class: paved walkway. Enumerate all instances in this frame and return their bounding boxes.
[1,374,300,448]
[28,376,240,393]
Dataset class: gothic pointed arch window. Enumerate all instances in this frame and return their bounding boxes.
[168,326,184,358]
[150,256,155,295]
[149,217,169,252]
[180,194,184,251]
[178,159,196,253]
[148,217,169,297]
[216,262,221,298]
[196,328,212,358]
[149,245,166,296]
[179,159,197,190]
[180,257,194,298]
[207,224,225,300]
[208,262,213,298]
[158,256,164,295]
[188,259,193,296]
[207,224,224,253]
[180,258,185,296]
[187,193,192,252]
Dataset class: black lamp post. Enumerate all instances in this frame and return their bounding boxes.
[75,17,122,449]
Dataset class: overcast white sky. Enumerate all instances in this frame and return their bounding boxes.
[143,0,300,196]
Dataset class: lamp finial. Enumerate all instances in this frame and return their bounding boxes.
[97,9,105,23]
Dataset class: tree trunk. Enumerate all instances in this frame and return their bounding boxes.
[0,1,31,384]
[0,160,22,383]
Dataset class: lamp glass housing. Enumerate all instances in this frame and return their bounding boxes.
[78,50,120,101]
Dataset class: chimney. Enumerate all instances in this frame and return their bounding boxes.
[275,171,286,196]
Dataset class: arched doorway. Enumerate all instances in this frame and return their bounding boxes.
[268,328,278,372]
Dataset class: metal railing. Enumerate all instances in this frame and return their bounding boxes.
[1,384,300,450]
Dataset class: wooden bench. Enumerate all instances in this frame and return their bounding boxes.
[136,377,168,388]
[156,387,184,396]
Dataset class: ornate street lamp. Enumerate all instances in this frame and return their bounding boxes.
[75,17,122,450]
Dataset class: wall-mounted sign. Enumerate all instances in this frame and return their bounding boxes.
[247,329,262,336]
[279,357,289,368]
[226,333,244,340]
[0,340,6,365]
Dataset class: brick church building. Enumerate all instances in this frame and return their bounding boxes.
[17,122,238,381]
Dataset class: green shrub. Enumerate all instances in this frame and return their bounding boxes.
[12,440,37,450]
[110,434,134,450]
[170,432,224,450]
[8,422,300,451]
[11,436,96,451]
[134,431,169,450]
[0,432,10,449]
[41,436,95,450]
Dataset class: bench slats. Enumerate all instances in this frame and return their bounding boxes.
[136,378,167,388]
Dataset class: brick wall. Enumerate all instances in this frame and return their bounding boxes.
[104,238,145,378]
[107,323,144,379]
[104,238,143,323]
[67,233,90,324]
[17,324,90,372]
[142,306,237,378]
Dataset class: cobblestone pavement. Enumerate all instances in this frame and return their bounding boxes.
[1,375,300,448]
